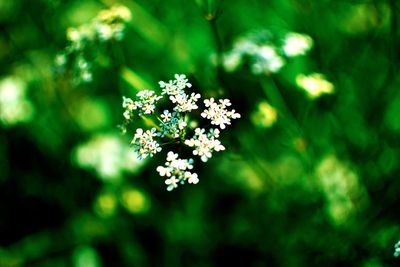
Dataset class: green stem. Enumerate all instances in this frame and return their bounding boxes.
[260,77,300,135]
[207,11,224,88]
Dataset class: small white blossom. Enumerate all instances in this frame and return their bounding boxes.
[185,128,225,162]
[186,172,199,184]
[156,152,197,191]
[164,176,180,191]
[131,128,162,160]
[201,98,241,129]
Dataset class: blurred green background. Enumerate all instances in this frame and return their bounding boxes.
[1,0,400,266]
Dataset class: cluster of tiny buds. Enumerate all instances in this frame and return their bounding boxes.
[122,74,240,191]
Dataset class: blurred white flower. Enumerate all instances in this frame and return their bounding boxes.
[282,33,313,57]
[0,76,34,127]
[221,29,313,75]
[222,52,242,72]
[59,5,132,84]
[252,45,285,74]
[316,155,368,225]
[74,133,144,181]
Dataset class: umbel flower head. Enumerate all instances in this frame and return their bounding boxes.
[185,128,225,162]
[131,128,161,160]
[201,98,241,129]
[157,152,198,191]
[121,74,240,191]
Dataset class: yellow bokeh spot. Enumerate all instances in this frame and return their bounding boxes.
[296,73,334,100]
[251,101,277,128]
[120,188,150,214]
[94,192,117,218]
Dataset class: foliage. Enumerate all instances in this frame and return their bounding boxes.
[1,0,400,266]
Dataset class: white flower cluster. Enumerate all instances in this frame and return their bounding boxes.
[222,30,313,75]
[201,98,241,129]
[123,90,162,118]
[394,241,400,257]
[56,5,131,84]
[185,128,225,162]
[122,74,240,191]
[159,74,192,96]
[156,152,199,191]
[131,128,162,160]
[159,74,200,112]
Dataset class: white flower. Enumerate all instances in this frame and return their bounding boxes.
[282,33,313,57]
[201,98,241,129]
[165,176,179,191]
[166,151,179,162]
[161,110,172,122]
[131,128,162,159]
[186,172,199,184]
[156,152,197,191]
[185,128,225,162]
